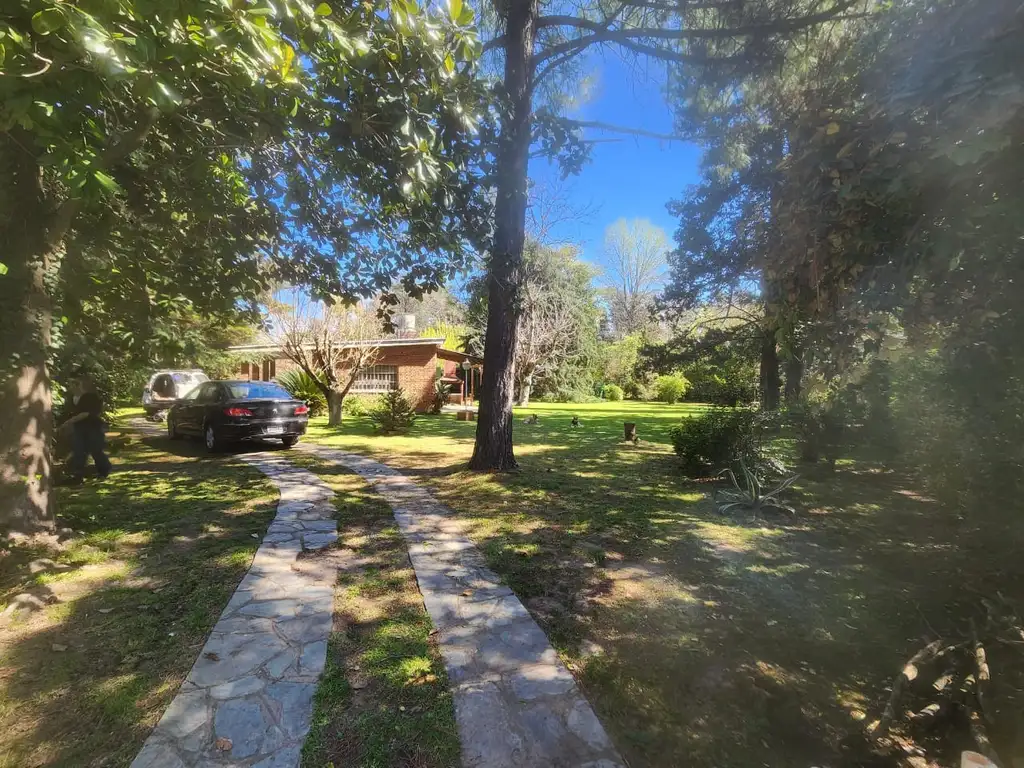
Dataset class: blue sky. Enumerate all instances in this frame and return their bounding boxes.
[529,51,703,277]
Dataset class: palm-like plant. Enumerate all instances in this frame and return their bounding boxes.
[713,459,800,516]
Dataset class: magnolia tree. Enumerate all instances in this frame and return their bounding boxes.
[0,0,490,531]
[269,298,382,427]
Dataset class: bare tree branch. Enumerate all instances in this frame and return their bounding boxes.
[536,1,863,38]
[268,295,383,425]
[602,218,670,337]
[532,0,865,66]
[560,118,687,142]
[482,34,507,55]
[534,31,746,67]
[533,3,629,88]
[527,177,599,245]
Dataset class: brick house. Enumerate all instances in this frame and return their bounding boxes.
[228,337,483,413]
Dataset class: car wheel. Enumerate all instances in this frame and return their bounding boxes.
[204,424,222,453]
[167,416,179,440]
[281,436,298,449]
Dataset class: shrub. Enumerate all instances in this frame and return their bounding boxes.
[655,374,690,404]
[602,384,624,402]
[430,379,450,414]
[669,408,778,477]
[369,388,417,434]
[536,390,602,404]
[787,398,849,468]
[275,369,328,417]
[682,361,758,406]
[623,373,656,401]
[342,394,373,417]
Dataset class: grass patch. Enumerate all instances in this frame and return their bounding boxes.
[0,419,276,768]
[292,455,459,768]
[303,400,1024,767]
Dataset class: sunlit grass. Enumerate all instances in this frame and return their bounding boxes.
[303,399,997,767]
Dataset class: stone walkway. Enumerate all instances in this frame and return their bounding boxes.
[298,444,625,768]
[131,454,338,768]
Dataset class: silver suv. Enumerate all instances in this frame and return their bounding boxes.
[142,370,209,419]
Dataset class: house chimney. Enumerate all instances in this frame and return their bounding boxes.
[397,314,416,337]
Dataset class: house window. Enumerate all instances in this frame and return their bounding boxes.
[350,365,398,393]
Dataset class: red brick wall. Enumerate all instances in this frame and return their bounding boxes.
[377,344,438,412]
[255,344,439,411]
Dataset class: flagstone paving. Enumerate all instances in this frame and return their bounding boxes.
[130,435,623,768]
[130,454,337,768]
[298,443,625,768]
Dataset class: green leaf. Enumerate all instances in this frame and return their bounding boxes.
[458,5,474,25]
[280,43,296,77]
[31,8,66,35]
[443,53,454,74]
[0,262,7,276]
[0,42,5,67]
[315,2,332,16]
[94,171,123,195]
[448,0,462,21]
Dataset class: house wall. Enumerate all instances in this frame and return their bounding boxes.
[238,357,295,381]
[380,345,437,412]
[239,345,439,412]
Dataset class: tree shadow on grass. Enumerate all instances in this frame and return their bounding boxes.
[570,461,1024,768]
[0,429,278,768]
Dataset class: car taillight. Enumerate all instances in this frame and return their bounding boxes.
[224,407,253,417]
[294,404,309,415]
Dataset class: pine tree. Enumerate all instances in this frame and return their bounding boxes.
[370,389,418,435]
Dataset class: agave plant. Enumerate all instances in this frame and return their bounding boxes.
[713,458,800,516]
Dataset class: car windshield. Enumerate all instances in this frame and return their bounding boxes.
[226,382,290,400]
[172,372,207,385]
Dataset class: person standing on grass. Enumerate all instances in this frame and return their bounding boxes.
[62,373,112,482]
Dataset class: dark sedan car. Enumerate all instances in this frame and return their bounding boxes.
[167,380,309,452]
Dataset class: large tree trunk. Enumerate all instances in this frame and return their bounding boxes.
[1,134,56,532]
[784,346,804,404]
[469,0,538,471]
[516,370,534,408]
[760,326,781,411]
[327,390,344,427]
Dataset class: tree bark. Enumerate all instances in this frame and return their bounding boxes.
[469,0,538,471]
[784,345,803,404]
[516,369,534,407]
[0,134,56,532]
[327,390,344,426]
[760,326,781,411]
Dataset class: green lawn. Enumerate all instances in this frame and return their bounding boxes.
[0,417,277,768]
[305,399,1020,768]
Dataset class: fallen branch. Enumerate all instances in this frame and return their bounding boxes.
[872,638,945,741]
[967,701,1002,766]
[971,619,992,723]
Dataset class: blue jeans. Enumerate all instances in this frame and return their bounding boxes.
[70,422,112,478]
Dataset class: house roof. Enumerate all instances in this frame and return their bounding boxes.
[228,337,448,354]
[437,348,483,366]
